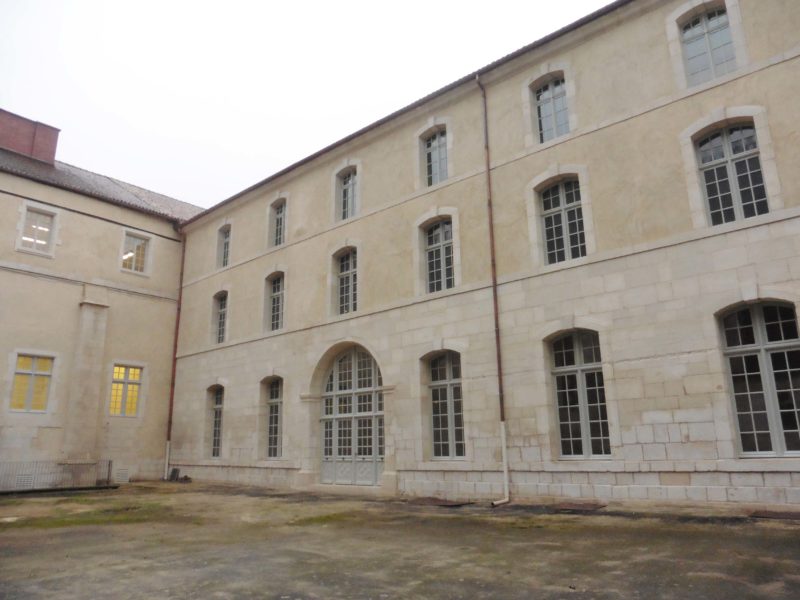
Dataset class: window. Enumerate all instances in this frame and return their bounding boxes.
[429,351,464,458]
[424,129,447,186]
[210,386,224,458]
[213,291,228,343]
[110,365,142,416]
[721,303,800,456]
[534,77,569,143]
[338,250,357,314]
[337,169,357,220]
[10,354,53,412]
[541,179,586,265]
[217,225,231,268]
[681,7,735,86]
[321,347,384,485]
[121,233,148,273]
[551,331,610,457]
[271,200,286,246]
[267,274,284,331]
[697,124,767,225]
[425,220,454,293]
[20,208,54,254]
[267,379,282,458]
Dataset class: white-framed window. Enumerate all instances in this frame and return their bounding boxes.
[541,179,586,265]
[217,225,231,268]
[209,386,224,458]
[271,199,286,247]
[429,351,464,458]
[721,303,800,456]
[121,232,149,273]
[267,273,284,331]
[696,123,767,226]
[213,291,228,344]
[551,331,610,458]
[423,129,448,187]
[267,378,282,458]
[337,168,357,221]
[425,220,454,293]
[110,365,142,417]
[19,207,55,255]
[337,249,357,314]
[680,7,735,87]
[534,77,569,143]
[9,354,53,412]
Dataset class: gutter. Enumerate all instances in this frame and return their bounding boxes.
[475,74,510,508]
[164,231,186,479]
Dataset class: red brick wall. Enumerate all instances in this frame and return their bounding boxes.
[0,109,59,163]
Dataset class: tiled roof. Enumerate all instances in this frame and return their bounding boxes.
[0,147,203,222]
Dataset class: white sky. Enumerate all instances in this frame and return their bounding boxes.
[1,0,612,208]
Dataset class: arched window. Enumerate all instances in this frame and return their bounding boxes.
[208,385,224,458]
[696,123,767,225]
[550,331,610,457]
[680,6,735,86]
[337,168,357,220]
[261,377,283,458]
[533,76,569,143]
[270,199,286,247]
[425,220,454,293]
[428,351,464,458]
[217,224,231,268]
[540,178,586,265]
[321,347,384,485]
[265,273,284,331]
[423,128,448,186]
[337,249,357,314]
[721,303,800,455]
[213,291,228,344]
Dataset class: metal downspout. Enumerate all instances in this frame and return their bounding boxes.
[164,229,186,480]
[476,74,510,507]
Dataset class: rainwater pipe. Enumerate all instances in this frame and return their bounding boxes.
[164,229,186,480]
[476,74,510,507]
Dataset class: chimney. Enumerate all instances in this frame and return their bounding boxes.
[0,109,60,164]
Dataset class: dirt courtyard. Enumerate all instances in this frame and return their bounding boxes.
[1,482,799,599]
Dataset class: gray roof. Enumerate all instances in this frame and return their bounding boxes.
[0,147,203,222]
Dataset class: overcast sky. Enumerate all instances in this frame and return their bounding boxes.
[1,0,612,208]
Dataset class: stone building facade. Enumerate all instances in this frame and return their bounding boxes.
[168,0,800,505]
[0,109,201,487]
[4,0,800,506]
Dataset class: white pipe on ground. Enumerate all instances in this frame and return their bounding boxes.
[492,421,510,507]
[163,440,171,480]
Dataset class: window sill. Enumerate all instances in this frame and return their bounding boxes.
[120,267,150,278]
[8,409,47,415]
[15,247,55,259]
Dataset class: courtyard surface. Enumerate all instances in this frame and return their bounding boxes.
[1,482,799,599]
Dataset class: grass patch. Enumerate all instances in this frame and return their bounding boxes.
[0,501,200,530]
[0,498,25,507]
[290,511,358,526]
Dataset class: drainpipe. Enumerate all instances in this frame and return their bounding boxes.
[164,229,186,480]
[476,74,510,507]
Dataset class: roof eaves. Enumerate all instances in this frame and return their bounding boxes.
[181,0,637,228]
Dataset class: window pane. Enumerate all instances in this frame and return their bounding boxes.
[10,374,30,410]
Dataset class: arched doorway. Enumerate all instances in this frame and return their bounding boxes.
[320,347,384,485]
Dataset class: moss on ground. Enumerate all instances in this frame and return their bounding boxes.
[0,501,200,530]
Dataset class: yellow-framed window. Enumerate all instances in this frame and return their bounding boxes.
[10,355,53,412]
[110,365,142,416]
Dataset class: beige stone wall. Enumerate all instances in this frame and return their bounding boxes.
[0,174,182,481]
[172,0,800,505]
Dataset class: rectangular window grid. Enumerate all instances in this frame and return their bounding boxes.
[267,379,282,458]
[681,9,735,86]
[219,227,230,267]
[425,130,447,186]
[121,233,148,273]
[340,171,356,220]
[110,365,142,416]
[270,276,283,331]
[215,293,227,343]
[542,181,586,265]
[430,353,465,458]
[212,388,223,458]
[426,221,454,293]
[10,355,53,412]
[21,209,54,253]
[273,202,285,246]
[338,251,357,314]
[535,78,569,143]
